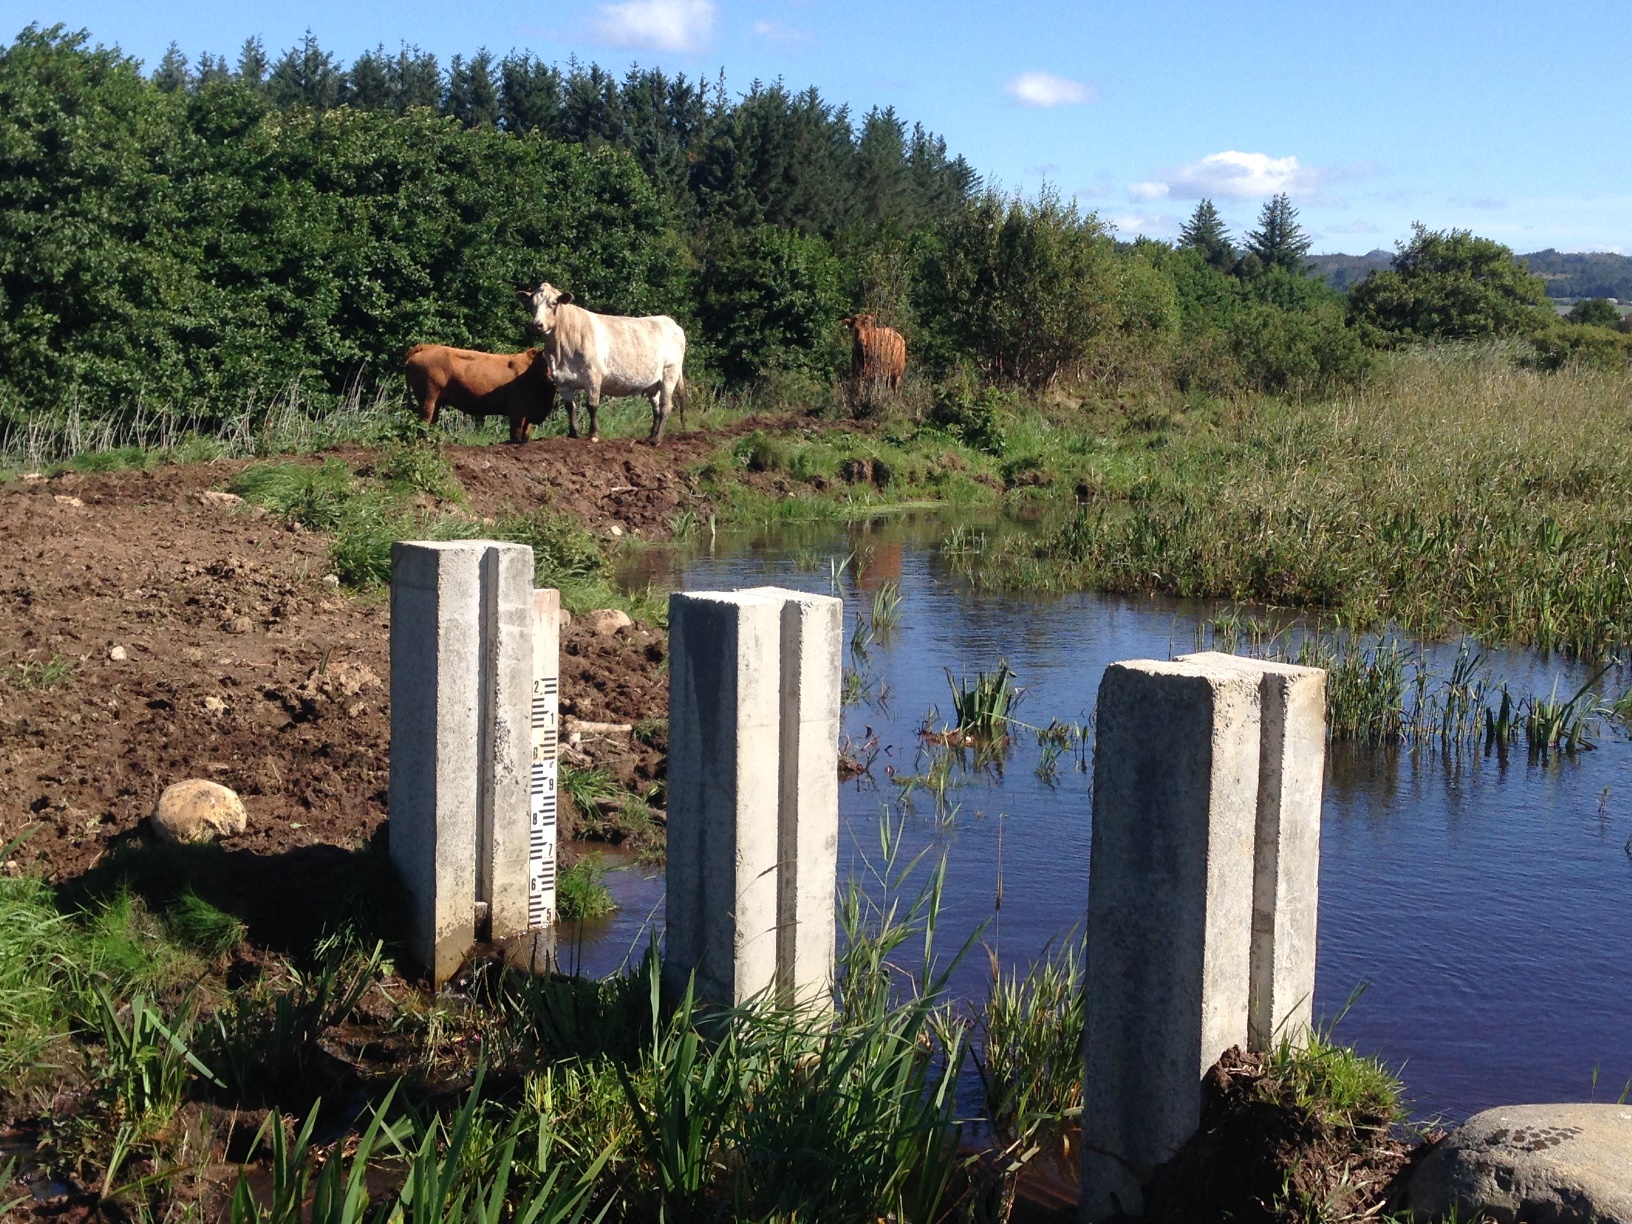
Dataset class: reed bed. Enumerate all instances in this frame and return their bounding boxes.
[1196,613,1626,757]
[976,348,1632,657]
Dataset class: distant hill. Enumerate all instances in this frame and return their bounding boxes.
[1516,249,1632,300]
[1309,246,1632,300]
[1307,250,1392,292]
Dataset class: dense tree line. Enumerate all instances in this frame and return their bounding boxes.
[1,24,1619,432]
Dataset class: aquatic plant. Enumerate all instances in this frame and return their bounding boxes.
[557,855,617,922]
[945,661,1024,740]
[871,580,904,631]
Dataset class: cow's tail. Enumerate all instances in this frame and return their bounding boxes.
[675,372,689,428]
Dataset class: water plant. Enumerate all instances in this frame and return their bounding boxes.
[557,855,617,922]
[945,661,1024,740]
[871,580,904,631]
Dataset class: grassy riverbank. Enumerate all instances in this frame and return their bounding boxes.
[704,348,1632,658]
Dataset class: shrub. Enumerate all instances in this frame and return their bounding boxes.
[1565,297,1621,328]
[928,385,1007,455]
[1350,224,1554,342]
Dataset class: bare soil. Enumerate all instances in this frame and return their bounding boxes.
[0,427,742,898]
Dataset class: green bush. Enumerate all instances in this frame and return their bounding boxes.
[1565,297,1621,327]
[928,385,1007,455]
[916,187,1120,386]
[695,224,846,386]
[1522,322,1632,372]
[1350,224,1554,342]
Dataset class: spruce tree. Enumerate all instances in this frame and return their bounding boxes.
[1245,193,1312,274]
[195,51,231,88]
[152,43,188,93]
[235,36,268,90]
[1179,199,1233,270]
[268,31,340,111]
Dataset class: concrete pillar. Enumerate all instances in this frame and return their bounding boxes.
[1179,652,1326,1052]
[389,542,481,987]
[389,539,536,986]
[743,587,843,1009]
[1081,658,1262,1220]
[529,588,561,932]
[665,591,785,1009]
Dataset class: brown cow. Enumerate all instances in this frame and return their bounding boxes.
[843,314,906,395]
[403,344,557,443]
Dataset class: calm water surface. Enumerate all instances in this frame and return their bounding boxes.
[566,515,1632,1121]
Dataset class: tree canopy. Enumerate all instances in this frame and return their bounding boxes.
[1349,224,1553,341]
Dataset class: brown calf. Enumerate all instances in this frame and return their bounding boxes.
[403,344,557,443]
[843,314,907,395]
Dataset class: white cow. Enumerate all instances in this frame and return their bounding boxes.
[515,283,687,444]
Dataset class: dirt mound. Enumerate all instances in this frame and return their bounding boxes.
[0,440,687,891]
[1135,1046,1412,1224]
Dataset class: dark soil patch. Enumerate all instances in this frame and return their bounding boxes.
[1134,1046,1412,1224]
[0,431,712,897]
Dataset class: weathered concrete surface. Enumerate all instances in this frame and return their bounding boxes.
[744,586,842,1009]
[389,541,482,986]
[1180,652,1326,1051]
[480,543,535,939]
[1397,1104,1632,1223]
[1081,658,1262,1221]
[151,779,247,844]
[665,590,784,1010]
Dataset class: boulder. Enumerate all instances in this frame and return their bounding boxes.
[578,608,632,636]
[152,779,248,844]
[1396,1103,1632,1223]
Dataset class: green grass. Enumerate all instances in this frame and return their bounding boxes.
[966,347,1632,656]
[556,856,617,922]
[226,450,646,617]
[3,651,75,689]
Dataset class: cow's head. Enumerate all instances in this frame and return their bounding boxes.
[842,313,877,336]
[515,282,574,337]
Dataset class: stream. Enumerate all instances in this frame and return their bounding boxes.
[568,513,1632,1122]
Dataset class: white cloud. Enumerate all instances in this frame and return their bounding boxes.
[753,18,816,46]
[1128,150,1371,204]
[1326,219,1382,234]
[1106,211,1184,240]
[1004,71,1096,108]
[591,0,716,51]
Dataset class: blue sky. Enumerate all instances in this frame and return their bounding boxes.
[8,0,1630,253]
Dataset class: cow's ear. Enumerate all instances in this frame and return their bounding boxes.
[515,288,533,303]
[557,291,574,305]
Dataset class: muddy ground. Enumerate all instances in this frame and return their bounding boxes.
[0,424,788,900]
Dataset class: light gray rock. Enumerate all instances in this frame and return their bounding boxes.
[1398,1104,1632,1223]
[578,608,632,636]
[152,779,248,844]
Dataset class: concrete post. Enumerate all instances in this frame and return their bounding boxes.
[529,588,561,932]
[390,542,482,986]
[1179,652,1326,1052]
[665,591,785,1009]
[1081,658,1262,1220]
[389,539,537,986]
[743,587,843,1010]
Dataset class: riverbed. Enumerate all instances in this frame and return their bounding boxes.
[574,514,1632,1122]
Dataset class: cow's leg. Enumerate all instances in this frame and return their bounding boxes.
[562,390,579,439]
[419,393,440,427]
[508,413,532,444]
[585,377,602,442]
[650,380,672,445]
